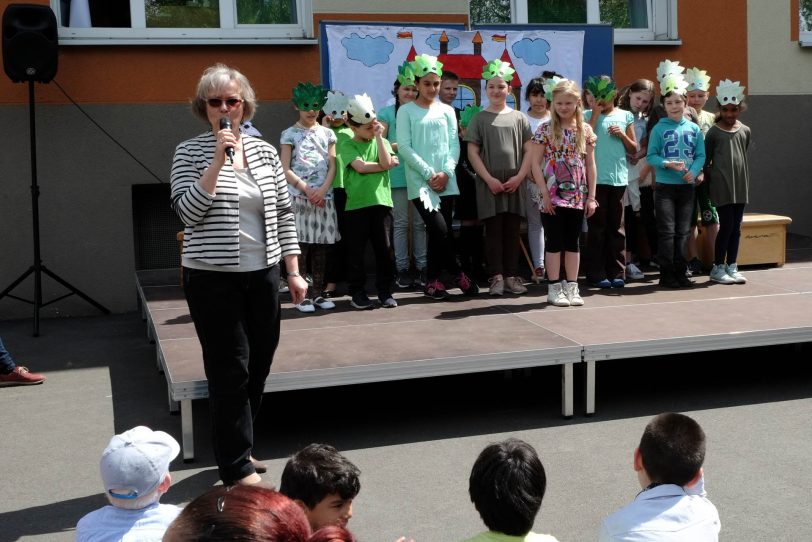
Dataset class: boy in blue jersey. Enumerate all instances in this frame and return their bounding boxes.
[646,73,705,288]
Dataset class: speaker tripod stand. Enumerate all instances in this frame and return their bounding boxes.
[0,79,110,336]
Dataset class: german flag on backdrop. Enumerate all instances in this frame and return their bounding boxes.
[397,31,413,39]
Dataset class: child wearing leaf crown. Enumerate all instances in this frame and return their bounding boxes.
[618,78,656,280]
[705,79,751,286]
[280,83,338,313]
[684,67,720,278]
[646,67,706,288]
[584,75,638,289]
[530,78,597,307]
[336,93,399,310]
[379,62,427,290]
[397,54,478,300]
[465,59,534,296]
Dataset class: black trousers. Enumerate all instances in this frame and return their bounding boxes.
[183,265,281,484]
[343,205,395,298]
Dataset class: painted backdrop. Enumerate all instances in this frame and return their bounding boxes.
[323,24,585,115]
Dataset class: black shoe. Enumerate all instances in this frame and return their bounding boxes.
[659,275,681,288]
[688,257,703,276]
[677,274,694,288]
[350,291,374,310]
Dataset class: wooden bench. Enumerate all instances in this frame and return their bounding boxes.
[697,213,792,267]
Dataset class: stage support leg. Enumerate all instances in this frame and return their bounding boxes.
[181,399,194,462]
[562,363,573,418]
[585,360,595,415]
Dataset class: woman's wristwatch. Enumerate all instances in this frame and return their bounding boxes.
[287,271,302,278]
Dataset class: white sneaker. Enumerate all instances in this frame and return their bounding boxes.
[725,263,747,284]
[489,276,504,296]
[626,263,645,280]
[278,280,289,293]
[504,276,528,294]
[565,281,584,306]
[709,264,736,285]
[295,298,316,313]
[313,296,335,310]
[547,281,570,307]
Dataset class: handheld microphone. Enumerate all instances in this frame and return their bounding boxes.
[219,117,235,162]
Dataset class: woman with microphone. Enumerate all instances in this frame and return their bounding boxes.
[170,64,307,486]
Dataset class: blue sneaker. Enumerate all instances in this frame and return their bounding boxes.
[610,278,625,288]
[591,279,612,289]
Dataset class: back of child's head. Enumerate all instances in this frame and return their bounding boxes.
[618,78,656,116]
[468,438,547,536]
[280,443,361,509]
[639,412,706,486]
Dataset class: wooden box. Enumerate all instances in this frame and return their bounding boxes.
[697,213,792,267]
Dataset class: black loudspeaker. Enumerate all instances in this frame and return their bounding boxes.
[2,3,58,83]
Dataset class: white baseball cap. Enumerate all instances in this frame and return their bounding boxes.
[100,426,180,500]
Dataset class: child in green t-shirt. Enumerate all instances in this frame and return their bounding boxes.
[336,94,399,310]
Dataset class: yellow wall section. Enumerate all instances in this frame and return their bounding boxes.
[749,0,812,95]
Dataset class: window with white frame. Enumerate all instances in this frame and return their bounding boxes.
[53,0,314,44]
[469,0,679,45]
[801,0,812,46]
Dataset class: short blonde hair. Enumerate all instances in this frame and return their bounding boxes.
[191,64,257,123]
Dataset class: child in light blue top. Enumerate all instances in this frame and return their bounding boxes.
[379,66,426,287]
[583,75,637,288]
[397,54,477,300]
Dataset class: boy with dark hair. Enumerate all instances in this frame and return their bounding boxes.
[461,438,559,542]
[599,412,721,541]
[439,70,460,107]
[280,443,361,531]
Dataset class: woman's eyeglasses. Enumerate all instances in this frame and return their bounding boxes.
[207,98,243,108]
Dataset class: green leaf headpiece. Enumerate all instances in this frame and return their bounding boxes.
[585,76,617,103]
[542,76,566,102]
[396,61,416,87]
[292,82,327,111]
[411,54,443,78]
[459,104,483,129]
[481,59,515,82]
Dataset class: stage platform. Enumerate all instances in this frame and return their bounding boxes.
[136,262,812,460]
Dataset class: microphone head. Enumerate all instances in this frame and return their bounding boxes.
[219,117,232,130]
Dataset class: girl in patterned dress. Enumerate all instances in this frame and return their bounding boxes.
[280,83,339,313]
[530,79,597,307]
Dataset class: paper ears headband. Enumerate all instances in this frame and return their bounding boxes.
[322,91,348,118]
[459,104,483,129]
[346,93,376,124]
[685,67,711,92]
[585,76,617,102]
[542,76,566,102]
[292,82,327,111]
[716,79,746,105]
[481,59,515,82]
[411,54,443,78]
[396,61,416,87]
